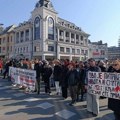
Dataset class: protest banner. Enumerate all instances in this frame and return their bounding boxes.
[88,72,120,100]
[9,67,36,90]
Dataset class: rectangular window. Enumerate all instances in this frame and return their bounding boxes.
[8,37,9,42]
[72,48,75,54]
[48,34,54,40]
[23,47,25,52]
[11,36,12,42]
[18,48,19,53]
[20,31,24,42]
[48,45,54,51]
[3,37,5,43]
[16,33,19,43]
[76,35,79,39]
[77,49,80,54]
[34,46,39,52]
[85,50,88,55]
[81,36,83,40]
[60,47,64,52]
[66,48,70,53]
[26,29,29,41]
[34,46,36,52]
[66,32,69,37]
[81,49,84,55]
[59,30,64,36]
[26,47,28,52]
[71,33,74,38]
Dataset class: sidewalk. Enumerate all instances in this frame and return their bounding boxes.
[0,78,114,120]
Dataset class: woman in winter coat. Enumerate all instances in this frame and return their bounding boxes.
[108,60,120,120]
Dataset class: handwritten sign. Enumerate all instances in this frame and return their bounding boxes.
[88,72,120,99]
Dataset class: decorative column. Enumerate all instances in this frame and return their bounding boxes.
[42,54,45,60]
[70,46,72,61]
[69,32,71,43]
[64,30,66,42]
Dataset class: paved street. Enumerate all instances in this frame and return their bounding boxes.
[0,78,114,120]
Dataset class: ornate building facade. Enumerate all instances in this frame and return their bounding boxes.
[1,0,90,61]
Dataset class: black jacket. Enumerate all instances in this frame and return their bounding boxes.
[66,69,79,86]
[53,65,62,81]
[43,66,52,81]
[34,63,41,78]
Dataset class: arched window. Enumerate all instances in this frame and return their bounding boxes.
[34,17,40,40]
[48,17,54,40]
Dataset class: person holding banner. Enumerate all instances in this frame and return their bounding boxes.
[108,60,120,120]
[87,58,101,116]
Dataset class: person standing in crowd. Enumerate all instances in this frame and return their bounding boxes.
[3,60,13,79]
[108,60,120,120]
[98,60,107,72]
[53,59,62,95]
[34,59,41,94]
[66,62,79,106]
[42,61,52,94]
[60,59,69,99]
[87,58,101,116]
[76,61,86,101]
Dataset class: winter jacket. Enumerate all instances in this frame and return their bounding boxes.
[66,69,79,86]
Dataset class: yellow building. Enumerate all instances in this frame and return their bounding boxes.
[0,25,15,59]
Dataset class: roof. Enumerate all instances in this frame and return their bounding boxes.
[0,25,16,35]
[57,17,90,36]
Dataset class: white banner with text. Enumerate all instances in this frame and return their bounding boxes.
[88,72,120,99]
[9,67,36,90]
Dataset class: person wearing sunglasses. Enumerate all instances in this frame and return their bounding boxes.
[108,60,120,120]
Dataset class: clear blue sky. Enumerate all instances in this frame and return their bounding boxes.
[0,0,120,47]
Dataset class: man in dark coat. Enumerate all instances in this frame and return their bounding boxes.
[34,59,42,94]
[42,62,52,94]
[53,60,62,95]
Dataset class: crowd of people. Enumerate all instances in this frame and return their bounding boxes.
[0,57,120,120]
